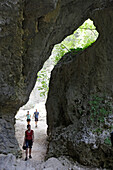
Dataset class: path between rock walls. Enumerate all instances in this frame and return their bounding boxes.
[15,102,48,163]
[0,101,103,170]
[13,102,103,170]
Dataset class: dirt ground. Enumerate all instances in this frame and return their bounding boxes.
[15,102,48,163]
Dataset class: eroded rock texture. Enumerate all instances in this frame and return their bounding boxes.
[0,0,113,167]
[46,1,113,169]
[0,0,60,156]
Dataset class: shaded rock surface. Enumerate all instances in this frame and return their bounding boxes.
[1,0,112,113]
[0,154,103,170]
[46,1,113,169]
[0,0,113,169]
[0,116,21,156]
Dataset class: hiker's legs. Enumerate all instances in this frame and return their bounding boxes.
[29,140,32,158]
[35,118,38,127]
[28,121,30,125]
[29,148,31,156]
[25,140,29,160]
[35,121,37,127]
[26,148,28,158]
[27,119,31,125]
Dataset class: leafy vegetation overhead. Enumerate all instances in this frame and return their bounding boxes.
[37,19,99,97]
[52,19,99,64]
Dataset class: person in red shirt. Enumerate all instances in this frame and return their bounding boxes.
[23,125,34,161]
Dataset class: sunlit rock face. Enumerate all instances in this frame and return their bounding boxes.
[46,2,113,169]
[0,0,113,164]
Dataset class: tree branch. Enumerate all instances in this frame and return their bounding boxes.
[79,28,98,38]
[60,44,70,52]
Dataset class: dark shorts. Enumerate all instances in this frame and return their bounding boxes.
[27,119,31,122]
[35,118,38,121]
[25,140,33,148]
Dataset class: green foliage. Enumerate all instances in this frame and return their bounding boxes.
[37,19,99,97]
[109,125,113,131]
[52,19,99,64]
[104,137,111,145]
[89,95,112,125]
[92,128,103,134]
[67,48,83,54]
[37,68,49,97]
[52,44,67,64]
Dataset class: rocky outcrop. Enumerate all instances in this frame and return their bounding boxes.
[0,116,22,156]
[0,0,113,167]
[0,154,102,170]
[1,1,112,114]
[46,1,113,169]
[0,0,59,155]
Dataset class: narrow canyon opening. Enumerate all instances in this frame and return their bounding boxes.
[14,18,99,162]
[1,1,113,169]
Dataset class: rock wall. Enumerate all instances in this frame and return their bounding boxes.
[46,1,113,169]
[0,0,60,156]
[0,154,102,170]
[0,0,113,166]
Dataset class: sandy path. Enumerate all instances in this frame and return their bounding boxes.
[12,102,102,170]
[15,102,48,163]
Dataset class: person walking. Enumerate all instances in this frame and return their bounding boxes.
[34,109,39,127]
[26,111,31,125]
[23,125,34,161]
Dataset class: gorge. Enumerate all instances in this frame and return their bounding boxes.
[0,0,113,169]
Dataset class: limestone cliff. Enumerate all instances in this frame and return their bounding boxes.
[0,0,113,168]
[46,1,113,169]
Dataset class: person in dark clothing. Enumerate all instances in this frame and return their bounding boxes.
[34,109,39,127]
[23,125,34,161]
